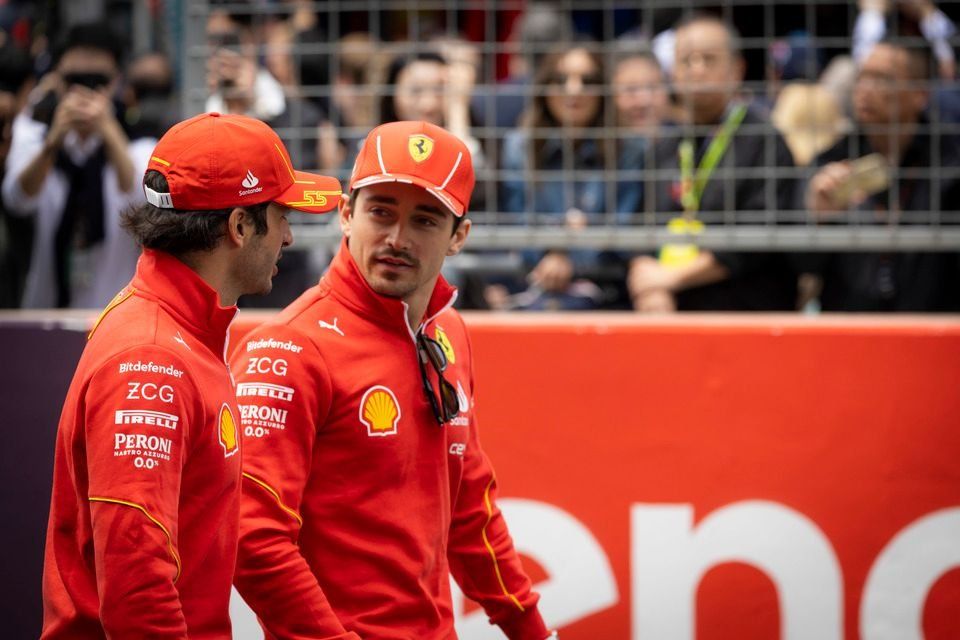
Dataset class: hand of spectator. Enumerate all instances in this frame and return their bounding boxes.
[483,284,511,311]
[207,49,257,106]
[565,207,587,230]
[530,251,574,293]
[73,85,117,135]
[446,57,476,107]
[317,121,345,173]
[45,90,88,150]
[806,160,864,218]
[263,20,296,88]
[628,255,679,297]
[632,288,677,313]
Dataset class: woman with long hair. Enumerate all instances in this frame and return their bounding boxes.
[492,42,639,310]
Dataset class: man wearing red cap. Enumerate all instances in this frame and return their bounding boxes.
[231,120,554,640]
[40,112,341,639]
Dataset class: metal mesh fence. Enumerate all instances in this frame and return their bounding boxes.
[177,1,960,251]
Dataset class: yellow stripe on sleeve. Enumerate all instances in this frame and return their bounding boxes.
[243,472,304,526]
[88,288,135,340]
[481,477,525,612]
[88,496,182,582]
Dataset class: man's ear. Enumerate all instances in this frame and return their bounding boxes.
[225,207,251,248]
[339,197,352,238]
[446,218,471,257]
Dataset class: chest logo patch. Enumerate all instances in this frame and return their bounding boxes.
[360,386,401,437]
[434,325,456,364]
[218,404,239,457]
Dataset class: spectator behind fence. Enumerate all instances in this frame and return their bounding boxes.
[805,38,960,311]
[854,0,960,122]
[377,50,483,167]
[205,0,331,307]
[122,51,178,141]
[772,82,849,166]
[0,42,34,307]
[490,43,638,311]
[471,2,571,131]
[612,45,671,214]
[204,0,322,169]
[1,22,155,309]
[317,33,380,180]
[627,13,800,313]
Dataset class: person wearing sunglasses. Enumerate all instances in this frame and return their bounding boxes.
[230,120,555,640]
[2,22,156,309]
[491,42,640,311]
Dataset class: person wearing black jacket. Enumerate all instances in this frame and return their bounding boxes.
[806,38,960,311]
[628,13,800,312]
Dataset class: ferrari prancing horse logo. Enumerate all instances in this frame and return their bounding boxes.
[408,135,434,163]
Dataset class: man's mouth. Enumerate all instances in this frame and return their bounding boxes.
[375,251,416,269]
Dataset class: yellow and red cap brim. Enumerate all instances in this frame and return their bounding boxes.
[275,171,343,213]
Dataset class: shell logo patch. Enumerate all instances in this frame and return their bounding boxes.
[218,404,239,457]
[434,325,455,364]
[408,134,434,163]
[360,385,401,437]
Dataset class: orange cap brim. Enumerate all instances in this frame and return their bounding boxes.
[276,171,343,213]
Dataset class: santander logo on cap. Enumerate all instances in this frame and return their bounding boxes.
[241,170,259,189]
[239,169,262,197]
[349,121,476,217]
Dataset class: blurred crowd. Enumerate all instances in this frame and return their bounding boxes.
[1,0,958,313]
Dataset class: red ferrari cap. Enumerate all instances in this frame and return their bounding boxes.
[349,120,475,217]
[144,112,341,213]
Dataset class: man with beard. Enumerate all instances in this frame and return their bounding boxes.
[41,112,341,639]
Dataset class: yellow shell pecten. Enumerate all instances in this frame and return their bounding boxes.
[219,404,238,455]
[363,387,399,433]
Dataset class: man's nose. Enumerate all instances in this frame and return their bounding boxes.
[384,221,411,249]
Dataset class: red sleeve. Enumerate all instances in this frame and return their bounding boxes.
[446,329,550,640]
[231,325,359,640]
[84,346,198,638]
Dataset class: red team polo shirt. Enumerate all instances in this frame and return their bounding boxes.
[231,240,549,640]
[41,249,242,639]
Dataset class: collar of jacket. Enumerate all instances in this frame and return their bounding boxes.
[320,237,458,342]
[131,249,238,359]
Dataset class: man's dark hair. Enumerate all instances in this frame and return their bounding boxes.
[674,12,743,57]
[53,22,125,69]
[876,35,935,81]
[122,170,270,256]
[0,44,34,94]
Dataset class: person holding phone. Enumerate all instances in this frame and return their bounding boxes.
[1,22,155,309]
[805,38,960,311]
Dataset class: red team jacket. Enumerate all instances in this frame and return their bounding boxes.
[231,240,548,640]
[41,249,242,639]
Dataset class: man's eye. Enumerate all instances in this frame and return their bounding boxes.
[417,216,439,227]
